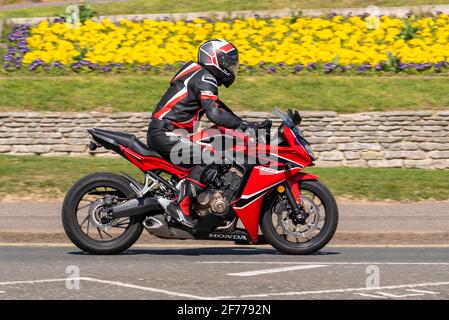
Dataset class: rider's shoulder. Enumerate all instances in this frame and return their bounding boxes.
[197,67,218,88]
[170,61,203,83]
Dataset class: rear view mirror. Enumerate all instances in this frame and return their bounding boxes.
[287,109,302,126]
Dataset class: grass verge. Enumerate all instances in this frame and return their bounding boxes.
[0,0,447,19]
[1,154,448,201]
[2,75,449,113]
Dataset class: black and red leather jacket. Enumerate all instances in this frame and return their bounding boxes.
[150,61,243,133]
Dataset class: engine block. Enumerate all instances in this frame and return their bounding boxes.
[195,167,243,217]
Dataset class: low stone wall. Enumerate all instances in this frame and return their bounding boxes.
[7,4,449,25]
[1,111,449,169]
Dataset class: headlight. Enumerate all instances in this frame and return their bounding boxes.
[293,127,315,161]
[302,140,315,161]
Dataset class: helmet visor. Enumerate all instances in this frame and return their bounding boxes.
[228,49,239,76]
[229,61,239,76]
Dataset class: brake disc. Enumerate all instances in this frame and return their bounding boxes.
[277,195,320,238]
[88,199,113,231]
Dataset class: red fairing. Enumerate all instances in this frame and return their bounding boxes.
[233,191,267,243]
[119,145,190,178]
[232,166,302,243]
[282,126,313,166]
[239,166,302,197]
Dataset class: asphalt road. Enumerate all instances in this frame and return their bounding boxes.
[3,200,449,233]
[1,245,449,300]
[2,200,449,245]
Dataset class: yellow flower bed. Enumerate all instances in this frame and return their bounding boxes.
[21,15,449,67]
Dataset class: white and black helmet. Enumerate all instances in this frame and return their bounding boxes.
[198,39,239,88]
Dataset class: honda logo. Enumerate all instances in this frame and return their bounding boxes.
[208,233,247,241]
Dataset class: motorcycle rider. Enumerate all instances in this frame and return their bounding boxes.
[147,39,260,228]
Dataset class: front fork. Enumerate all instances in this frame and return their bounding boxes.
[283,180,308,224]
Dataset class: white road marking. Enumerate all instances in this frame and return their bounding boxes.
[227,265,328,277]
[354,289,439,299]
[374,291,424,298]
[353,292,387,299]
[407,289,439,294]
[81,277,232,300]
[0,278,69,285]
[1,277,448,300]
[197,261,449,266]
[0,277,228,300]
[239,281,449,298]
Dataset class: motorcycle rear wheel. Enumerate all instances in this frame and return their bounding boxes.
[62,172,144,254]
[261,180,338,255]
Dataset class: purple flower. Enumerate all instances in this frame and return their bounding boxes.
[53,61,63,68]
[375,62,385,71]
[357,63,372,73]
[258,61,266,67]
[28,58,46,71]
[4,24,31,70]
[434,62,445,72]
[399,63,409,71]
[267,66,276,74]
[414,63,432,71]
[307,62,317,70]
[293,64,303,73]
[324,62,336,73]
[339,65,352,72]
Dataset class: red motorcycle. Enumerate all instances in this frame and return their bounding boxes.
[62,109,338,254]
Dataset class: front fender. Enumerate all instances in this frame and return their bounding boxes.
[291,172,319,183]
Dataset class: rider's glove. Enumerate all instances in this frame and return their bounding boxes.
[238,121,258,131]
[258,119,272,130]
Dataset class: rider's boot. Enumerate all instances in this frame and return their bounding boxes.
[166,178,205,228]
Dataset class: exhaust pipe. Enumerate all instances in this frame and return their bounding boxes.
[143,215,194,239]
[111,197,164,219]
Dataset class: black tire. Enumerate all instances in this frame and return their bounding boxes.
[62,172,144,254]
[260,180,338,255]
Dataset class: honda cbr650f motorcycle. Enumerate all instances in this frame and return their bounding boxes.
[62,109,338,254]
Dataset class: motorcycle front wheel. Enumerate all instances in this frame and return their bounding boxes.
[260,180,338,255]
[62,172,144,254]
